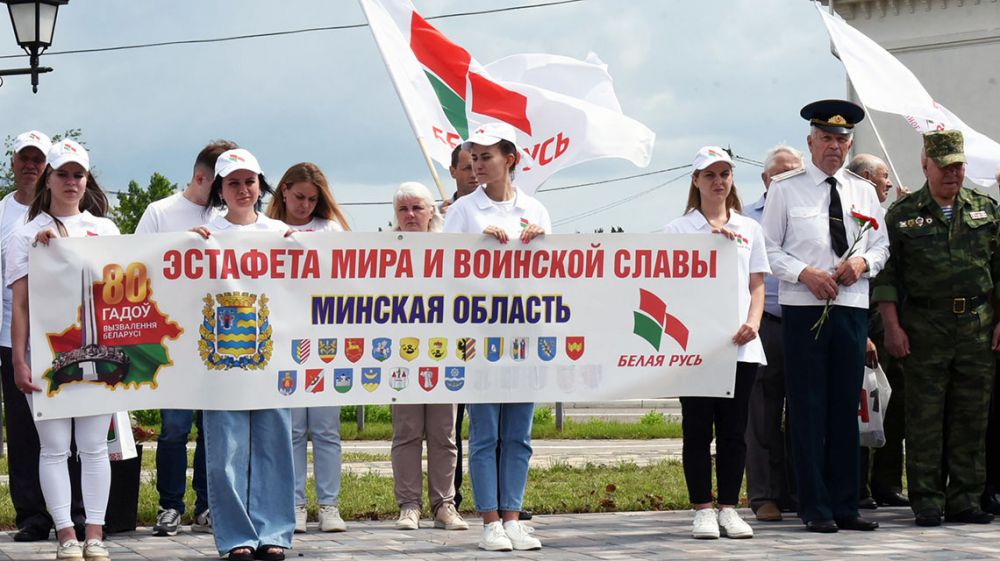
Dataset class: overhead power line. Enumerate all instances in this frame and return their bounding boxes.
[0,0,585,60]
[552,170,691,227]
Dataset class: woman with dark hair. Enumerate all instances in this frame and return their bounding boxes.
[443,123,549,552]
[8,140,118,561]
[664,146,768,540]
[266,162,348,534]
[192,149,295,561]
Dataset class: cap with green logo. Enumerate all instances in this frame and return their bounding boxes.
[923,130,965,167]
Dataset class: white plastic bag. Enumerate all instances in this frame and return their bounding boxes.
[107,411,137,461]
[858,363,892,448]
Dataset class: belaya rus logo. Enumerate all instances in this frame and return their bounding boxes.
[632,289,689,351]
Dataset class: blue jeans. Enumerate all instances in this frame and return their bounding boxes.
[204,409,294,555]
[291,407,342,506]
[155,409,207,514]
[467,403,534,513]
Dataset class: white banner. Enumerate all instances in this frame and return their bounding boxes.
[28,232,737,419]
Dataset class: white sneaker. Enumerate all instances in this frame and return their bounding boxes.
[718,507,754,539]
[82,539,109,561]
[692,508,720,539]
[478,521,512,551]
[294,504,307,534]
[396,505,420,530]
[503,520,542,550]
[433,503,469,530]
[56,539,84,560]
[319,505,347,532]
[192,509,212,534]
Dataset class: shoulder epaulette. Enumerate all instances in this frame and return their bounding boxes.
[845,169,875,186]
[770,167,806,183]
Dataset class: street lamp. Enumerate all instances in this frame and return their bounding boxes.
[0,0,69,93]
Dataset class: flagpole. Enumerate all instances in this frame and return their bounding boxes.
[358,0,448,201]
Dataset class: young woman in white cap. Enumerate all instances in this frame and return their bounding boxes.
[265,163,349,534]
[663,146,769,540]
[389,181,468,532]
[443,122,550,552]
[193,148,295,561]
[8,139,118,561]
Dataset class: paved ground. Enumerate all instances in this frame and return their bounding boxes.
[3,508,1000,560]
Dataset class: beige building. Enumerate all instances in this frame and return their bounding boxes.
[829,0,1000,193]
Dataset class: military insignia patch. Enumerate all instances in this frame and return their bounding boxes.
[456,337,476,361]
[318,338,337,363]
[400,337,419,361]
[345,338,364,363]
[361,367,381,392]
[390,367,409,391]
[418,366,438,391]
[510,337,528,361]
[304,368,324,393]
[444,366,465,391]
[333,368,353,393]
[566,336,585,361]
[915,217,925,226]
[278,370,296,395]
[372,337,392,362]
[200,292,272,370]
[486,337,504,362]
[429,337,447,361]
[538,337,557,361]
[291,339,310,364]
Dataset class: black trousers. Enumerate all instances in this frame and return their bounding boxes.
[453,403,465,508]
[681,361,757,505]
[1,346,84,530]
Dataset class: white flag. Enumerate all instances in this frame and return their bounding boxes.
[358,0,656,194]
[816,4,1000,187]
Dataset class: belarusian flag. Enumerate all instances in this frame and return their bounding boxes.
[358,0,656,194]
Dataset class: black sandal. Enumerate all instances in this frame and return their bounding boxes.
[227,547,254,561]
[254,545,286,561]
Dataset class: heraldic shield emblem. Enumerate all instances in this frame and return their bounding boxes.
[538,337,557,362]
[400,337,419,361]
[429,337,447,361]
[318,338,337,363]
[444,366,465,391]
[278,370,296,395]
[334,368,353,393]
[361,367,380,392]
[372,337,392,362]
[345,338,364,363]
[456,337,476,362]
[510,337,528,361]
[486,337,504,362]
[200,292,272,370]
[566,336,585,360]
[418,366,438,391]
[390,367,409,391]
[291,339,310,364]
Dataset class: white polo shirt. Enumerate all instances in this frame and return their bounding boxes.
[134,192,219,234]
[443,185,551,235]
[0,193,30,346]
[204,214,289,233]
[6,211,121,287]
[664,209,769,365]
[294,217,344,233]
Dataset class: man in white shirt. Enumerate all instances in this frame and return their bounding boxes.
[761,100,889,533]
[136,140,235,537]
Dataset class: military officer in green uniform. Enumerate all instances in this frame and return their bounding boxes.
[872,130,1000,527]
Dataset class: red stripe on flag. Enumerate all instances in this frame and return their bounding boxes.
[469,73,532,135]
[409,12,470,99]
[637,289,666,328]
[664,312,689,351]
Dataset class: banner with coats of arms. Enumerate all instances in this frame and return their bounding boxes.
[27,232,738,419]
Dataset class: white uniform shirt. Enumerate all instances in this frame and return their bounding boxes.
[0,193,30,346]
[443,185,552,235]
[134,192,219,234]
[760,161,889,309]
[294,217,344,233]
[664,210,770,365]
[6,211,121,287]
[204,213,289,234]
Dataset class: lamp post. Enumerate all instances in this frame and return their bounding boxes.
[0,0,69,93]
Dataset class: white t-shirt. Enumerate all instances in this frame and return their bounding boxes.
[6,211,121,288]
[134,192,219,234]
[0,193,30,346]
[292,217,344,233]
[442,185,551,235]
[204,213,289,234]
[663,209,770,365]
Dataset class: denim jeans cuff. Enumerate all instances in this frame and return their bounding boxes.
[499,505,523,513]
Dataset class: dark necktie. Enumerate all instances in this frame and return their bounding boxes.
[826,176,848,257]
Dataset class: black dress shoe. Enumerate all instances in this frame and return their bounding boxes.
[945,508,995,524]
[518,510,533,521]
[915,508,943,527]
[806,520,838,533]
[858,497,878,510]
[835,516,879,531]
[874,491,910,507]
[12,525,50,542]
[981,493,1000,515]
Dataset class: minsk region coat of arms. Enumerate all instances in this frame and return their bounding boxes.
[200,292,272,369]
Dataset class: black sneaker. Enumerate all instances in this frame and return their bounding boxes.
[153,508,181,536]
[945,508,994,524]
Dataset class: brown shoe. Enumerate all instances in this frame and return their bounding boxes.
[755,501,782,521]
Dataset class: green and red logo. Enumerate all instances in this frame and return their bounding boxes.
[632,289,689,351]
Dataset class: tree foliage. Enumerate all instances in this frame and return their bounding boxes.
[0,128,84,198]
[111,173,178,234]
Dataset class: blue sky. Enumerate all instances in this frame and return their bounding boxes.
[0,0,845,232]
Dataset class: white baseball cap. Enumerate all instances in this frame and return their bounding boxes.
[692,146,735,171]
[215,148,262,178]
[13,130,51,156]
[462,122,519,152]
[47,139,90,172]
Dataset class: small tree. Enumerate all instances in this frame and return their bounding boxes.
[111,173,178,234]
[0,128,83,198]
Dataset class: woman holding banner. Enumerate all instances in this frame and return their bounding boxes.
[443,123,550,552]
[389,181,468,531]
[266,162,349,534]
[663,146,768,540]
[193,149,294,561]
[8,140,118,561]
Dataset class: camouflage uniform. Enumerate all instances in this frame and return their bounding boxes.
[871,133,1000,515]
